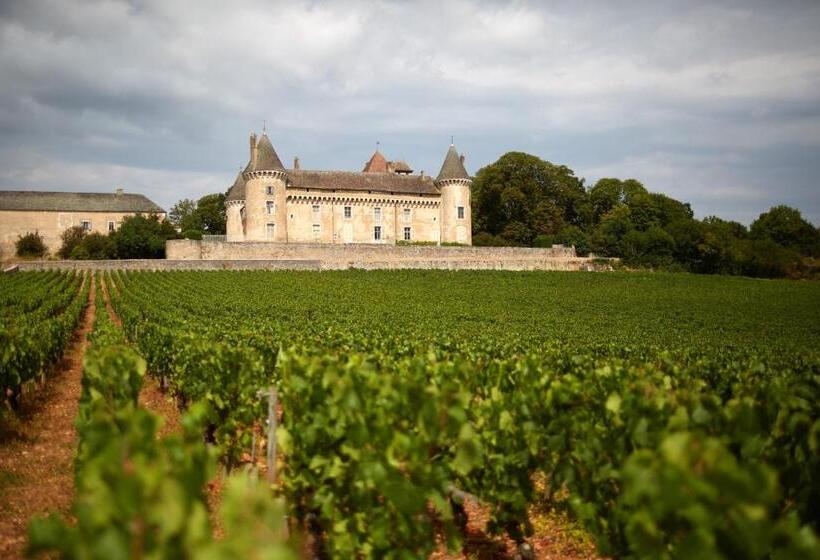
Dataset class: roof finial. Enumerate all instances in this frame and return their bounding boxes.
[262,119,266,133]
[376,140,380,151]
[450,135,454,146]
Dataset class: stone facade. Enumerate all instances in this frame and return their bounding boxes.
[0,190,165,260]
[225,132,472,245]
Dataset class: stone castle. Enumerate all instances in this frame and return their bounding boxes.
[225,132,472,245]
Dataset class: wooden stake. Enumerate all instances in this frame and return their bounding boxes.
[266,386,278,483]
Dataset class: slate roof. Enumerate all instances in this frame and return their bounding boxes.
[0,190,165,213]
[225,171,246,202]
[436,144,470,181]
[287,170,439,195]
[251,134,285,172]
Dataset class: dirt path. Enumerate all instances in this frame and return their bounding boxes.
[0,275,95,559]
[99,275,181,437]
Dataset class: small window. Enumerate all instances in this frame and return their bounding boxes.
[312,204,320,218]
[266,223,275,239]
[312,224,321,241]
[374,225,382,241]
[403,208,411,223]
[107,221,115,232]
[266,186,273,195]
[457,206,465,219]
[266,201,274,215]
[404,226,411,240]
[344,206,352,219]
[81,220,91,231]
[374,207,382,222]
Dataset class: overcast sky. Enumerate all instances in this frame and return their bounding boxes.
[1,0,818,225]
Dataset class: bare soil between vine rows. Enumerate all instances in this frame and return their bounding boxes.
[0,279,94,559]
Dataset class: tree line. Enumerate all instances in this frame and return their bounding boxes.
[471,152,820,278]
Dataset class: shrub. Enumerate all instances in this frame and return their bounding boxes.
[15,231,47,258]
[111,214,179,259]
[395,240,436,246]
[183,229,203,240]
[58,226,87,259]
[71,232,116,260]
[472,232,511,247]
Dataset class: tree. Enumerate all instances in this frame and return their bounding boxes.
[169,199,197,229]
[750,205,820,256]
[58,226,87,259]
[196,193,227,234]
[471,152,587,245]
[168,194,227,236]
[16,232,47,258]
[111,214,179,259]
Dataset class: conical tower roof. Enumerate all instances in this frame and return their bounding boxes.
[251,133,285,172]
[225,170,246,202]
[436,144,470,181]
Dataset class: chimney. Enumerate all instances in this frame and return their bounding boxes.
[459,154,465,165]
[116,187,124,195]
[250,133,258,167]
[293,156,300,170]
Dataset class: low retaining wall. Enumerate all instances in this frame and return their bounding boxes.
[10,242,608,272]
[163,240,598,271]
[14,259,322,271]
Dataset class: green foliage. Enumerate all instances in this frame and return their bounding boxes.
[0,271,87,405]
[15,231,47,258]
[471,153,817,277]
[110,214,179,259]
[751,205,820,256]
[472,152,587,243]
[26,273,293,559]
[196,193,227,234]
[169,194,227,237]
[71,232,116,260]
[58,226,87,259]
[101,270,820,559]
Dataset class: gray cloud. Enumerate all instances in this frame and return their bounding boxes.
[0,0,818,224]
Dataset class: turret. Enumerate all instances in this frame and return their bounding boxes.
[225,171,246,241]
[435,143,472,245]
[243,132,288,242]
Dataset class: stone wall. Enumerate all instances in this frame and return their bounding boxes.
[15,259,322,271]
[8,242,607,272]
[162,239,597,271]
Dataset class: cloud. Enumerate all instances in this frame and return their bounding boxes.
[0,0,818,224]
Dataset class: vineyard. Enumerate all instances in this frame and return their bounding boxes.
[2,269,819,559]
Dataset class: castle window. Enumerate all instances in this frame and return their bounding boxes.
[374,207,382,222]
[266,223,275,239]
[108,221,115,232]
[404,226,411,240]
[266,201,274,214]
[344,206,352,219]
[458,206,465,219]
[312,224,321,241]
[374,225,382,241]
[312,204,320,219]
[266,186,273,195]
[403,208,411,223]
[81,220,91,231]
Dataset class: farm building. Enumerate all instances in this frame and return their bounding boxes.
[225,132,473,245]
[0,189,165,259]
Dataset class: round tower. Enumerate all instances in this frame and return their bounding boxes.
[435,144,472,245]
[243,132,288,242]
[225,170,247,241]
